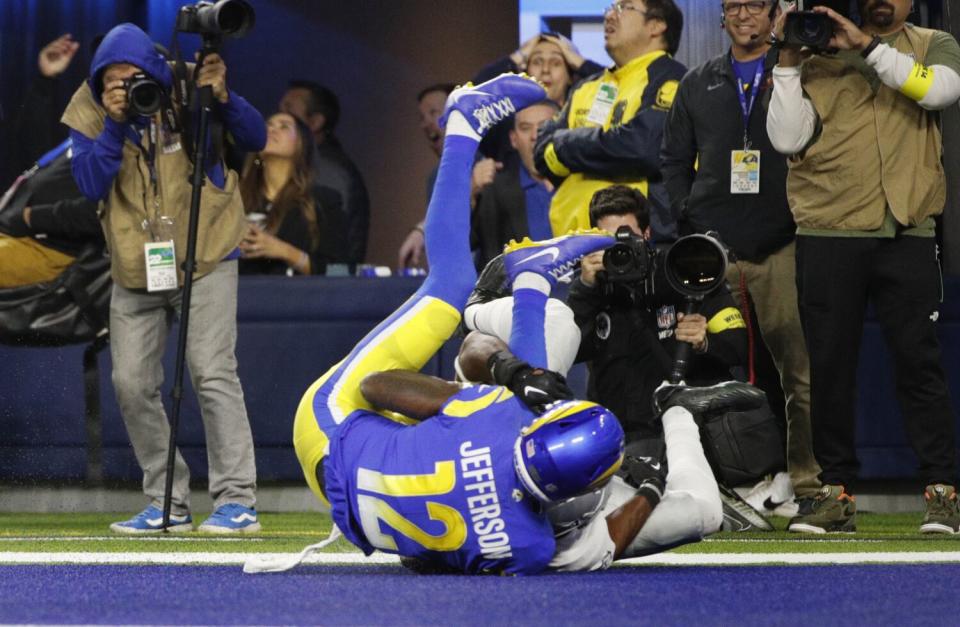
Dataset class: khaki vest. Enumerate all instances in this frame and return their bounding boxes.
[61,81,246,289]
[787,24,945,231]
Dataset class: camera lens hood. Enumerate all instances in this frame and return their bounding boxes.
[663,234,728,298]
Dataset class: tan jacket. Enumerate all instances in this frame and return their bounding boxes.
[787,25,945,231]
[62,82,245,289]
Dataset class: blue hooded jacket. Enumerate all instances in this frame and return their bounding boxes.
[69,23,265,202]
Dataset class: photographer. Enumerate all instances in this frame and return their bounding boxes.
[567,185,748,446]
[767,1,960,533]
[62,23,265,534]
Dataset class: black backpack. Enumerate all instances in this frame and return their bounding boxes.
[0,243,111,347]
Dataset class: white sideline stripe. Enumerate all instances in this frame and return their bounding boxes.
[703,538,885,544]
[3,551,960,567]
[0,536,265,543]
[619,552,960,566]
[0,552,401,565]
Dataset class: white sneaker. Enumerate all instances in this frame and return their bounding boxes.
[741,472,796,516]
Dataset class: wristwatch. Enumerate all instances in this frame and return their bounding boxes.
[861,35,882,59]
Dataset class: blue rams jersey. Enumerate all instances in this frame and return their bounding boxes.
[323,384,556,575]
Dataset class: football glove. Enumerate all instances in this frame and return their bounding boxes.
[619,455,666,507]
[488,350,574,412]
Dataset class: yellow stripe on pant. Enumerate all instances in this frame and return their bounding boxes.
[0,234,75,288]
[293,294,462,506]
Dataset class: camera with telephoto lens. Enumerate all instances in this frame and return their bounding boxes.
[782,0,850,52]
[176,0,255,38]
[599,227,730,301]
[123,73,163,116]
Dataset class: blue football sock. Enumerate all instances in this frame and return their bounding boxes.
[419,118,479,308]
[509,282,549,368]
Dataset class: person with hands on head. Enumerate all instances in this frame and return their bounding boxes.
[62,23,266,536]
[503,33,602,108]
[472,34,604,165]
[767,0,960,534]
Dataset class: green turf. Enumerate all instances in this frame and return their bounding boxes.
[0,512,354,553]
[1,511,958,555]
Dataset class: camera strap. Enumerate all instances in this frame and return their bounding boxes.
[140,119,159,192]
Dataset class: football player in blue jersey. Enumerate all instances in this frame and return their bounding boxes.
[284,73,747,575]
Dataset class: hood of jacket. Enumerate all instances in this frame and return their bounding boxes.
[88,23,172,104]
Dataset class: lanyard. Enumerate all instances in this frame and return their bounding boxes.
[735,58,765,149]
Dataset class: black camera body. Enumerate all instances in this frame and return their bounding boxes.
[123,73,163,117]
[783,11,834,50]
[601,226,658,293]
[782,0,851,51]
[176,0,255,38]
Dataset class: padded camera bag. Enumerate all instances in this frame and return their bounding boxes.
[700,398,786,487]
[0,244,110,347]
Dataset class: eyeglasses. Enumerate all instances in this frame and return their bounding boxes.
[605,1,646,16]
[722,1,771,16]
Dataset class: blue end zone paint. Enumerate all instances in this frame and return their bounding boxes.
[0,564,953,625]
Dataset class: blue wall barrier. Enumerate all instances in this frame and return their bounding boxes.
[2,276,959,483]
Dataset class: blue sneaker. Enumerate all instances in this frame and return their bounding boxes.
[503,230,615,285]
[109,505,192,534]
[441,73,546,137]
[198,503,261,534]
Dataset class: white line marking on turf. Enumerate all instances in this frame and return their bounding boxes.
[618,552,960,566]
[0,552,400,565]
[703,538,886,543]
[3,551,960,567]
[0,536,266,542]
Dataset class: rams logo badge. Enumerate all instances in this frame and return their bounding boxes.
[655,80,679,110]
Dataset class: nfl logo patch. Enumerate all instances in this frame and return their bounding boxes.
[657,305,676,330]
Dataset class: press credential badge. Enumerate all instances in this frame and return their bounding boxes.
[586,83,618,126]
[730,149,760,194]
[145,241,178,292]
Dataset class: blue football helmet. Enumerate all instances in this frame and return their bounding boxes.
[513,400,625,503]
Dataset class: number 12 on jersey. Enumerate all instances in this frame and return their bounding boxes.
[356,461,467,552]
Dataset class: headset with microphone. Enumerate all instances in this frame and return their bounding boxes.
[720,0,782,28]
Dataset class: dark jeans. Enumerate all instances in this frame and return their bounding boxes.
[795,234,956,491]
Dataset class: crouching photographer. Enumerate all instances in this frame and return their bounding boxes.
[570,186,790,529]
[61,20,266,534]
[568,185,749,450]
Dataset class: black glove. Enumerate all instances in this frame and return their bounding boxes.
[618,455,666,507]
[488,350,574,412]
